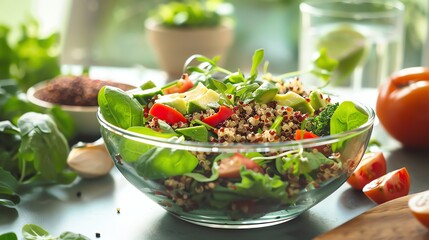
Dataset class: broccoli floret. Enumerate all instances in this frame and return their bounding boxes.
[305,102,339,136]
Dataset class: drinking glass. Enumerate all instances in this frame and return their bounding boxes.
[299,0,404,90]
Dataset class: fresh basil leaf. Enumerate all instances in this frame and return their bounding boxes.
[135,148,199,180]
[98,86,143,129]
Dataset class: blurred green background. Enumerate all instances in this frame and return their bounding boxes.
[0,0,426,74]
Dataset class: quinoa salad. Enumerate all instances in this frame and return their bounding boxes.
[98,49,369,219]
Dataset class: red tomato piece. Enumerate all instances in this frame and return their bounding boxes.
[294,129,319,140]
[347,152,387,190]
[149,103,188,125]
[162,73,194,94]
[202,106,234,127]
[218,153,264,178]
[408,190,429,228]
[363,167,410,204]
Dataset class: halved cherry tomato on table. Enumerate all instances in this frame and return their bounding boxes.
[376,67,429,149]
[218,153,264,178]
[162,73,194,94]
[408,190,429,228]
[202,105,234,127]
[149,103,188,125]
[347,152,387,190]
[363,167,410,204]
[294,129,319,140]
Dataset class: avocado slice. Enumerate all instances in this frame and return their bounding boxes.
[187,89,220,113]
[132,87,163,105]
[155,82,209,114]
[140,80,157,90]
[274,91,315,115]
[156,93,187,114]
[253,81,278,103]
[175,125,208,142]
[309,89,328,110]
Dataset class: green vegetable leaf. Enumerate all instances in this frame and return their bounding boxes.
[135,147,199,180]
[98,86,143,130]
[305,102,339,136]
[17,112,72,183]
[0,232,18,240]
[234,170,288,203]
[58,232,91,240]
[248,49,264,82]
[22,224,54,240]
[275,151,334,177]
[330,101,368,135]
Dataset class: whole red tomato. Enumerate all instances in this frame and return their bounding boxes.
[376,67,429,149]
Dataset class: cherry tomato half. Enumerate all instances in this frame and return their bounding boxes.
[218,153,264,178]
[347,152,387,190]
[408,190,429,228]
[363,167,410,204]
[376,67,429,149]
[162,73,194,94]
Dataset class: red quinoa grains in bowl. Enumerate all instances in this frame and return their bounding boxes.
[27,75,135,137]
[97,50,375,228]
[34,75,134,106]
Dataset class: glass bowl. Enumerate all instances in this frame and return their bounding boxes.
[97,97,374,229]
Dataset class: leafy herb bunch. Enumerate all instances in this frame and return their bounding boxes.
[148,0,234,28]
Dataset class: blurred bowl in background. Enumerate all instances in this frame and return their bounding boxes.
[27,76,135,137]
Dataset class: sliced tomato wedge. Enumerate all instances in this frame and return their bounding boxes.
[162,73,194,94]
[408,190,429,228]
[218,153,264,178]
[294,129,319,140]
[202,106,234,127]
[363,167,410,204]
[149,103,188,125]
[347,152,387,190]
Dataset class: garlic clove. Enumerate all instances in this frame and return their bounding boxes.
[67,139,114,179]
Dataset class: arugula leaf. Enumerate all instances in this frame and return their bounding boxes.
[135,147,199,180]
[275,151,334,178]
[248,48,264,82]
[234,170,288,202]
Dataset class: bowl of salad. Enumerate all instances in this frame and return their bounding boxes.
[96,49,375,228]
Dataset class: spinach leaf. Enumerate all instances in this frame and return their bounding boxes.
[0,167,20,208]
[330,101,368,150]
[0,232,18,240]
[135,147,198,180]
[119,126,178,163]
[98,86,143,129]
[22,224,53,240]
[22,224,90,240]
[17,112,74,184]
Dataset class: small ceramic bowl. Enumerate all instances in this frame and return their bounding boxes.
[27,78,135,137]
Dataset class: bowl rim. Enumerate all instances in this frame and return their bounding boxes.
[97,95,375,153]
[26,79,134,113]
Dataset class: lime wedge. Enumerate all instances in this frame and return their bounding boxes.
[317,25,367,86]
